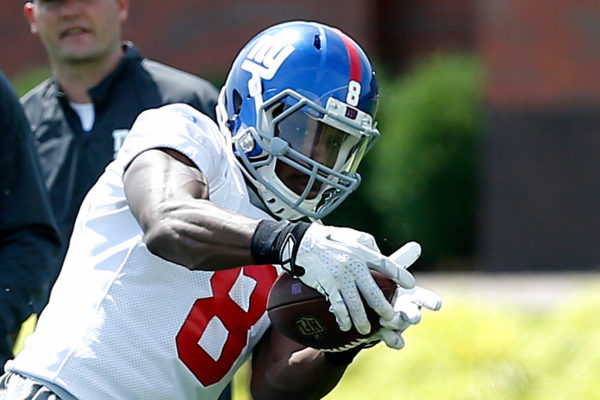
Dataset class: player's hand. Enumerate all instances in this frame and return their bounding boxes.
[290,224,416,335]
[373,285,443,350]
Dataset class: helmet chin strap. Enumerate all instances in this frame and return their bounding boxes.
[243,177,284,219]
[226,134,304,221]
[238,164,309,221]
[238,151,319,221]
[256,184,307,221]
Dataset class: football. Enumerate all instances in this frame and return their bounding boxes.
[267,271,397,351]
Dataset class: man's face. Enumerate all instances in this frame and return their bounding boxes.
[274,161,322,199]
[24,0,128,65]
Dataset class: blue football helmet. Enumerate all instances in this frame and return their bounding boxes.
[216,21,380,220]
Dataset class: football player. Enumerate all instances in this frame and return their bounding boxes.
[1,21,440,399]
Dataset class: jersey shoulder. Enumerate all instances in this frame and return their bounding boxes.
[119,103,225,177]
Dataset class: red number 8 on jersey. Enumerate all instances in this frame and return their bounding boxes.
[176,265,277,386]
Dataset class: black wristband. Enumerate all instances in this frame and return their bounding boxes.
[250,220,310,276]
[322,345,364,366]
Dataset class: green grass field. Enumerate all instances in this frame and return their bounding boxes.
[15,279,600,399]
[233,280,600,400]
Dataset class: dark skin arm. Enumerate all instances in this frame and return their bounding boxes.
[123,148,350,398]
[251,328,349,400]
[123,147,259,270]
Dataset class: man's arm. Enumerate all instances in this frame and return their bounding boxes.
[250,328,351,400]
[123,147,260,270]
[123,146,420,335]
[124,147,358,397]
[249,282,443,399]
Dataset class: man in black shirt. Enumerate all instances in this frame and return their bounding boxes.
[21,1,225,396]
[22,0,219,286]
[0,69,61,367]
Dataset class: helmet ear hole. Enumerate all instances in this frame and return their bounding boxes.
[233,90,243,115]
[313,35,321,50]
[226,90,244,131]
[271,103,285,119]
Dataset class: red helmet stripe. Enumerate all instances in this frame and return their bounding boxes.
[334,29,362,83]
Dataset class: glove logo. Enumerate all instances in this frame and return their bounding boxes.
[280,234,306,277]
[280,234,296,274]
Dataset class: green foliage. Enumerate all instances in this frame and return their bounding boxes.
[372,53,484,267]
[233,281,600,400]
[328,53,485,269]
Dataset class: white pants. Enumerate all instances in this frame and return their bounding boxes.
[0,372,60,400]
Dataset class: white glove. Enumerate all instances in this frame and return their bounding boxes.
[374,285,442,349]
[291,224,417,335]
[374,244,442,349]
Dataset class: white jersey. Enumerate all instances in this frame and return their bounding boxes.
[7,104,279,400]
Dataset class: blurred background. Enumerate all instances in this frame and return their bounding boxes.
[2,0,600,398]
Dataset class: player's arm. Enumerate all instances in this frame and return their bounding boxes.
[250,327,358,400]
[124,147,418,336]
[250,283,443,399]
[123,147,259,270]
[250,286,442,400]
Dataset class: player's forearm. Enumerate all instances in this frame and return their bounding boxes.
[252,347,347,400]
[142,198,260,270]
[124,148,260,270]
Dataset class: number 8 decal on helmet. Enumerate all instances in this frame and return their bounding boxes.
[347,81,362,107]
[216,21,380,221]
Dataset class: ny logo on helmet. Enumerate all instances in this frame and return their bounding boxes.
[241,34,295,80]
